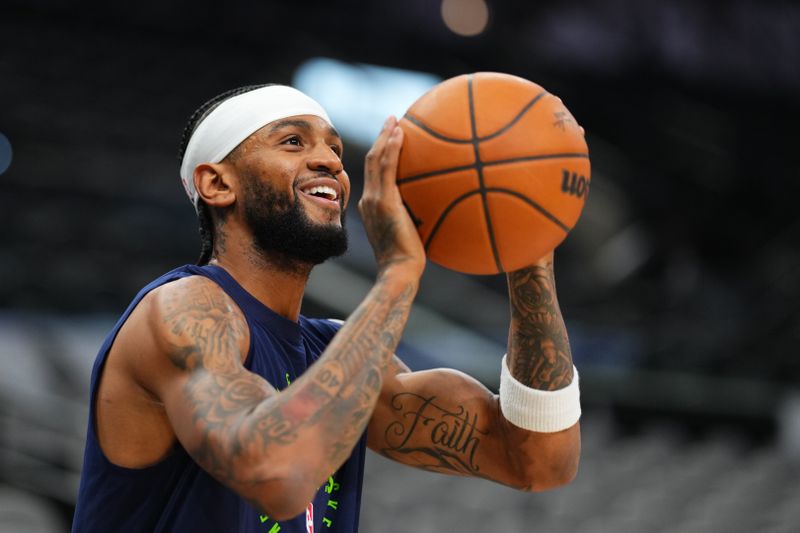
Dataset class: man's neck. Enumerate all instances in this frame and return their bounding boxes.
[209,245,311,322]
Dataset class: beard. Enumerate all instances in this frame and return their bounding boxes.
[239,174,348,269]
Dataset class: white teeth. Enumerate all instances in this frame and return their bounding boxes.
[306,185,338,200]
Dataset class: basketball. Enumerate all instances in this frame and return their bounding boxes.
[397,72,591,275]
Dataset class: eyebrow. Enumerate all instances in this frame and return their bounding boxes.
[268,118,341,141]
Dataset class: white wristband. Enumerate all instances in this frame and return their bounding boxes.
[499,354,581,433]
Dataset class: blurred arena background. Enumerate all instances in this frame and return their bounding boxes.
[2,0,799,531]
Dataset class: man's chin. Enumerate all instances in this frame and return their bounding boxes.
[254,226,348,265]
[243,190,348,268]
[303,206,346,229]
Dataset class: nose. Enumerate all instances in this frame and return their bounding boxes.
[308,143,344,175]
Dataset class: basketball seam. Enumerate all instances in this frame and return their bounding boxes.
[422,189,570,251]
[403,113,472,143]
[478,91,549,141]
[485,187,571,233]
[468,74,504,273]
[397,153,590,185]
[402,199,423,227]
[402,90,549,143]
[423,189,483,251]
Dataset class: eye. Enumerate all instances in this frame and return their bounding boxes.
[330,144,343,157]
[282,135,303,147]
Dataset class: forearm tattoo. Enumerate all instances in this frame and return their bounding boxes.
[162,278,414,484]
[379,393,488,477]
[507,261,574,390]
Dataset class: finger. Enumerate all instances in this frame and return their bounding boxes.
[364,116,397,187]
[368,116,396,158]
[378,126,404,191]
[366,116,397,168]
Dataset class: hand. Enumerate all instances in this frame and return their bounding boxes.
[359,116,426,278]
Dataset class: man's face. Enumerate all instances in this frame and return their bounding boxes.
[231,115,351,266]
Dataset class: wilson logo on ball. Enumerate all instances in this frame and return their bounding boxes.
[561,170,590,199]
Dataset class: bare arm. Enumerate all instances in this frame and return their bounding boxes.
[368,253,580,491]
[506,252,574,390]
[137,117,425,520]
[143,269,415,519]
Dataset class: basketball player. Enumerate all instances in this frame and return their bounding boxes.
[72,85,581,532]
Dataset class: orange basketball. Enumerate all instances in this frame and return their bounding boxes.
[397,72,591,275]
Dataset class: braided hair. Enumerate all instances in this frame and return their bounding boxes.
[178,84,272,265]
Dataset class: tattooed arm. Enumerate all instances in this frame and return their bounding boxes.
[117,118,423,520]
[506,252,574,390]
[368,252,580,491]
[137,270,415,519]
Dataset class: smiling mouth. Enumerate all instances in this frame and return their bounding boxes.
[298,187,343,212]
[304,185,338,202]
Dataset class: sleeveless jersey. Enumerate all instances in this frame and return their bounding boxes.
[72,264,367,533]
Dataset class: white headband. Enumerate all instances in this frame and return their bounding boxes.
[179,85,333,207]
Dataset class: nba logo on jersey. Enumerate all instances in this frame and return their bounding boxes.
[306,503,314,533]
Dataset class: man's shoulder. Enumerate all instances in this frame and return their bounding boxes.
[146,271,225,302]
[113,271,245,360]
[117,271,249,380]
[142,274,244,334]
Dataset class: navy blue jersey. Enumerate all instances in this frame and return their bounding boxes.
[72,264,367,533]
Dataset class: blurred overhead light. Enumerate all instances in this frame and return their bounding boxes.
[0,132,12,175]
[441,0,489,37]
[293,58,441,147]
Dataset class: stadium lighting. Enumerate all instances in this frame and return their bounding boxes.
[441,0,490,37]
[0,132,12,175]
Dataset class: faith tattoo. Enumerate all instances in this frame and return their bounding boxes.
[380,392,488,476]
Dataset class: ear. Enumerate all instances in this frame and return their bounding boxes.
[194,163,236,208]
